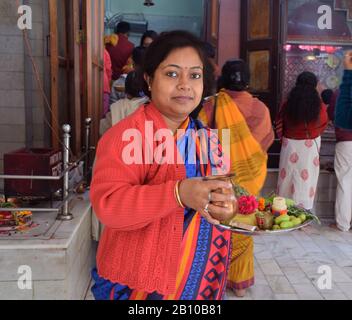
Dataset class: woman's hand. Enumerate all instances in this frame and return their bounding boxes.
[178,178,237,225]
[344,51,352,70]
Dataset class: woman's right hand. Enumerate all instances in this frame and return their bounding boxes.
[178,178,236,225]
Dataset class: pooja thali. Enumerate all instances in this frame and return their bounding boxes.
[200,174,320,237]
[218,214,315,236]
[216,190,319,236]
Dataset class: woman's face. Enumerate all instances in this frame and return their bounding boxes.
[143,37,153,48]
[148,46,204,121]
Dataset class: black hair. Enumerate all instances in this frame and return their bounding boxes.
[284,71,321,124]
[132,46,147,69]
[218,59,250,91]
[125,70,146,98]
[140,30,158,47]
[321,89,333,105]
[115,21,130,34]
[142,30,215,99]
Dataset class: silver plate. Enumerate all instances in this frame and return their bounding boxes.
[218,218,314,236]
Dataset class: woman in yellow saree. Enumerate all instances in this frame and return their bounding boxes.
[198,59,274,297]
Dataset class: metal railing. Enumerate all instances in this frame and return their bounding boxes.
[0,118,95,221]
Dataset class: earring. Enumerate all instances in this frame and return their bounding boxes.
[148,85,151,91]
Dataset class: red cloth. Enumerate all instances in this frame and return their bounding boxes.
[276,102,328,140]
[104,49,112,94]
[90,102,186,295]
[106,34,134,80]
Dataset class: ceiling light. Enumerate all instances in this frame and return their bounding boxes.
[144,0,154,6]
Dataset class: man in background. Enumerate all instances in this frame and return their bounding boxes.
[335,51,352,130]
[329,51,352,232]
[106,21,134,80]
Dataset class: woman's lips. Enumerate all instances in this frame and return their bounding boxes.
[172,96,194,103]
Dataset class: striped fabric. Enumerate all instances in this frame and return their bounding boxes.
[198,90,267,196]
[198,90,268,292]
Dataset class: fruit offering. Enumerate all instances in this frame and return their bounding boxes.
[222,187,319,233]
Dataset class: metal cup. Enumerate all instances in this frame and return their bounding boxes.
[203,173,237,218]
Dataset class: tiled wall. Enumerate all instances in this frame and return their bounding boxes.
[0,0,46,189]
[0,0,26,189]
[24,0,46,149]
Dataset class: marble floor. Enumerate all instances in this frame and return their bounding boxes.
[85,220,352,301]
[226,219,352,300]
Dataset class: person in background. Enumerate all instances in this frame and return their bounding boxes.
[327,83,352,232]
[100,70,149,136]
[216,60,275,152]
[132,46,147,69]
[103,48,112,116]
[90,30,236,300]
[110,46,147,104]
[198,59,274,297]
[140,30,158,48]
[120,31,158,75]
[106,21,134,81]
[276,71,328,210]
[121,45,147,75]
[335,51,352,130]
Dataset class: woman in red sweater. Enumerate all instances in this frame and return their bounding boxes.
[276,71,328,210]
[90,31,236,300]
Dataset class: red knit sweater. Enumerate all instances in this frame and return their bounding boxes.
[90,102,187,295]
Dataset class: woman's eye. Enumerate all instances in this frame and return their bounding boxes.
[166,71,178,78]
[191,73,202,79]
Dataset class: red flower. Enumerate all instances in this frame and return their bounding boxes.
[238,196,258,215]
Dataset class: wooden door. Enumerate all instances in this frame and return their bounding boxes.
[204,0,220,56]
[241,0,284,119]
[241,0,285,168]
[48,0,81,155]
[81,0,105,150]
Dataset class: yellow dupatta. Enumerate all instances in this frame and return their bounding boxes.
[198,90,267,196]
[199,90,267,291]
